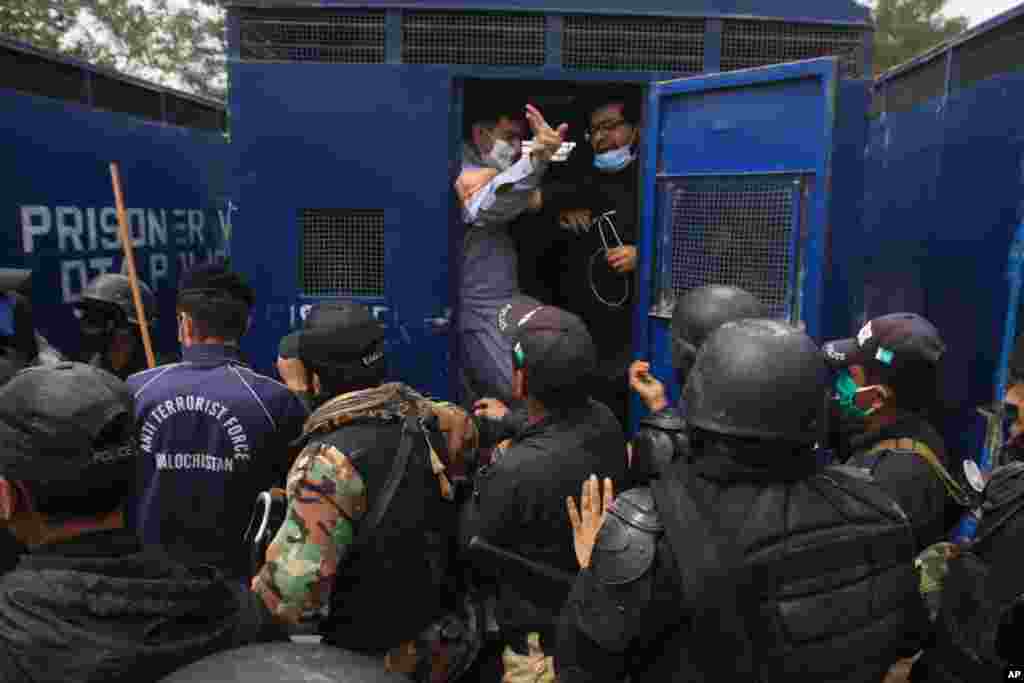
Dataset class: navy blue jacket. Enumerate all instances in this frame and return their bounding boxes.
[127,345,307,579]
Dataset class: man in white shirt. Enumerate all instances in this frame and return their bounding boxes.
[456,103,567,405]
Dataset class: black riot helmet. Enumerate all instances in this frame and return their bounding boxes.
[684,318,826,443]
[74,273,157,330]
[671,285,765,380]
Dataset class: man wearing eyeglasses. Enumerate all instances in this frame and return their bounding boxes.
[541,93,641,428]
[823,313,966,551]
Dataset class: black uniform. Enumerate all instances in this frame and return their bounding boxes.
[544,165,639,428]
[557,319,929,683]
[846,411,960,550]
[824,313,962,551]
[465,398,629,651]
[912,460,1024,682]
[556,454,928,683]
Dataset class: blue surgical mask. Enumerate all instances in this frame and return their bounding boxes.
[593,145,635,172]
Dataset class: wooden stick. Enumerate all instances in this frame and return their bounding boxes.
[109,162,157,369]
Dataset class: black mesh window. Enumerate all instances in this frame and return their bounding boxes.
[563,15,704,73]
[721,19,866,78]
[955,13,1024,90]
[0,45,86,104]
[880,57,946,114]
[402,11,545,66]
[668,177,796,317]
[91,73,163,122]
[300,209,385,297]
[239,8,385,63]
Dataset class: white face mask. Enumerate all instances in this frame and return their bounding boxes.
[487,137,518,171]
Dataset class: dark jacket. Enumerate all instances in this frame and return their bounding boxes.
[0,528,282,683]
[847,412,960,550]
[544,164,639,376]
[463,398,629,648]
[557,441,929,683]
[127,344,308,578]
[912,462,1024,682]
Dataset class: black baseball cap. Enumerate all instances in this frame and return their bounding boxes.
[823,313,946,374]
[178,263,255,308]
[279,302,385,370]
[497,300,597,395]
[0,363,135,484]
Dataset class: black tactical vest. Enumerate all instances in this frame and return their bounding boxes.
[316,418,456,652]
[644,465,928,683]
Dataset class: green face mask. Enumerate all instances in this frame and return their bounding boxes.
[833,370,876,419]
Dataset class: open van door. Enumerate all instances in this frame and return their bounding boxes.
[632,57,841,431]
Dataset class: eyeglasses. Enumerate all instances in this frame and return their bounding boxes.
[586,118,627,141]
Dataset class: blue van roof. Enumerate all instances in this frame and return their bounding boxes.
[226,0,872,26]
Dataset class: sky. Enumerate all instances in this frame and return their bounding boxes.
[942,0,1021,26]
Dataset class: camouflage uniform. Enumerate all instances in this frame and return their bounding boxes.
[252,382,479,681]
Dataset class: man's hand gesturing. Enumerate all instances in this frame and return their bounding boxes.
[525,104,568,162]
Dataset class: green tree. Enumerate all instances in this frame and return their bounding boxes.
[0,0,226,101]
[873,0,970,74]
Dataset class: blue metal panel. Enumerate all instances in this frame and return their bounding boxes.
[0,89,229,357]
[654,59,837,178]
[230,63,454,398]
[820,78,869,342]
[227,0,873,25]
[631,57,841,432]
[864,0,1024,463]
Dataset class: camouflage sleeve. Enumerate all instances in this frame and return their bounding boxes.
[252,442,367,623]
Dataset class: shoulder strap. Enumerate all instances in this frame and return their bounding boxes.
[353,415,420,548]
[652,470,760,682]
[868,439,972,507]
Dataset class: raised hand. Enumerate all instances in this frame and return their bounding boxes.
[567,474,615,569]
[525,104,568,162]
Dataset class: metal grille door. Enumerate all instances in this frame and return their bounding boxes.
[300,209,385,297]
[667,177,799,318]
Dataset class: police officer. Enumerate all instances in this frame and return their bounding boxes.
[627,285,765,482]
[823,313,968,550]
[128,264,307,582]
[557,319,928,683]
[908,334,1024,682]
[0,363,281,682]
[465,301,630,681]
[254,301,481,682]
[73,273,161,379]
